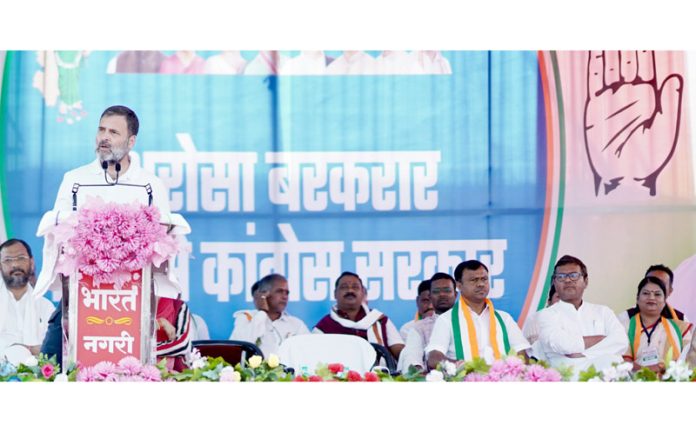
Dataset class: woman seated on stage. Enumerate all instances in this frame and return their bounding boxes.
[156,296,193,372]
[619,276,693,375]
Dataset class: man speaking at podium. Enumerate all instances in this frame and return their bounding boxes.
[52,105,171,215]
[35,105,191,369]
[35,105,175,296]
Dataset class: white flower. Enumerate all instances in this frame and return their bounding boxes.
[425,370,444,382]
[219,366,241,382]
[248,355,262,369]
[54,373,69,382]
[21,356,38,368]
[616,362,633,374]
[443,361,457,376]
[663,360,691,382]
[267,354,280,369]
[600,362,632,382]
[191,358,207,370]
[588,377,603,382]
[599,366,618,382]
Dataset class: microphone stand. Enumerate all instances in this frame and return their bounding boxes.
[71,161,153,210]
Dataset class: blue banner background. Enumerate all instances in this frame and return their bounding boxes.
[1,51,545,339]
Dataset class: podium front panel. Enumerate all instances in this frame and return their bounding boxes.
[67,267,152,367]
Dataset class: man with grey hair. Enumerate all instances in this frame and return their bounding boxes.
[230,274,309,356]
[1,239,54,361]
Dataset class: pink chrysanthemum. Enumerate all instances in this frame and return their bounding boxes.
[117,356,143,375]
[527,365,561,382]
[52,197,178,288]
[140,365,162,382]
[464,372,490,382]
[92,361,117,379]
[76,366,98,382]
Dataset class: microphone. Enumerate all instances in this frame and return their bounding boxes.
[102,160,121,185]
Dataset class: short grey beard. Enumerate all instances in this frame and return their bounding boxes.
[2,271,29,289]
[96,148,127,164]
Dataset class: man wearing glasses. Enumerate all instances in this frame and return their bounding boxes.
[536,255,628,375]
[0,239,54,362]
[398,272,457,372]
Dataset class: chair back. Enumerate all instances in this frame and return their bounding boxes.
[277,334,377,374]
[192,340,263,365]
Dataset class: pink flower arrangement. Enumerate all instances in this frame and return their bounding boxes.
[524,364,562,382]
[462,358,562,382]
[75,357,162,382]
[53,197,178,287]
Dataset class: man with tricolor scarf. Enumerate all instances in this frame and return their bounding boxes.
[536,255,628,375]
[313,271,404,361]
[618,276,692,375]
[426,260,530,369]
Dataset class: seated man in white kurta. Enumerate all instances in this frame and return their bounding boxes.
[0,239,54,362]
[426,260,530,369]
[399,272,457,372]
[536,255,628,374]
[230,274,309,357]
[399,279,434,341]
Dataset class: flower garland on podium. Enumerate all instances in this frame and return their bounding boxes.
[51,197,178,287]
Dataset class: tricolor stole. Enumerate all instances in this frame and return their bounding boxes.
[627,313,683,361]
[451,298,510,361]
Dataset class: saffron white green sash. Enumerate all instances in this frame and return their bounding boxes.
[627,313,682,361]
[451,298,510,361]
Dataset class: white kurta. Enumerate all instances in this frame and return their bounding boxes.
[0,283,54,356]
[230,309,310,357]
[35,157,185,298]
[398,314,439,371]
[425,302,530,364]
[399,319,417,341]
[537,300,628,371]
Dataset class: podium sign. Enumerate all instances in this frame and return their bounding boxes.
[68,268,152,367]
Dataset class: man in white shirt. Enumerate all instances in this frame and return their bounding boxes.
[399,272,457,372]
[230,274,309,357]
[535,255,628,374]
[426,260,529,369]
[0,239,54,361]
[35,105,178,298]
[399,279,434,340]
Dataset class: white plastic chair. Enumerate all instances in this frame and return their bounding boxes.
[277,334,377,375]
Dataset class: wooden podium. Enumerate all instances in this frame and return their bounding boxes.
[67,267,154,367]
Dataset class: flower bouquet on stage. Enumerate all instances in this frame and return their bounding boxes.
[50,197,179,368]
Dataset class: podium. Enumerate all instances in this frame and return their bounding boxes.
[67,267,154,367]
[35,176,191,370]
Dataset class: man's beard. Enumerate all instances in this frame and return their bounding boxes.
[2,269,29,289]
[96,142,127,163]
